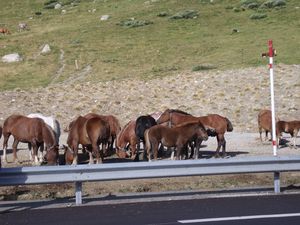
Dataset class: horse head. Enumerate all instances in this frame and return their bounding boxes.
[63,145,74,165]
[43,145,59,165]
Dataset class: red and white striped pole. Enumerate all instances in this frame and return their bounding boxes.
[268,40,277,156]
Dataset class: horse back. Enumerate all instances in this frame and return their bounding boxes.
[199,114,230,134]
[67,116,89,146]
[86,117,110,141]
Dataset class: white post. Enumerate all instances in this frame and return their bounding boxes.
[268,40,277,156]
[75,181,82,205]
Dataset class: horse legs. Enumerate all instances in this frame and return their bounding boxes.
[2,133,11,163]
[38,143,45,163]
[31,141,40,165]
[215,134,226,158]
[259,126,263,142]
[93,142,102,164]
[12,139,19,163]
[72,144,79,165]
[194,139,203,159]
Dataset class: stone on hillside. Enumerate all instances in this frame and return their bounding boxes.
[54,3,62,9]
[100,15,110,21]
[41,44,51,54]
[1,53,22,63]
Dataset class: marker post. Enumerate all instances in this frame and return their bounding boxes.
[268,40,277,156]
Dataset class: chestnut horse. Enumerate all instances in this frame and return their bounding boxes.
[145,121,208,161]
[156,109,233,158]
[0,28,11,34]
[83,113,121,152]
[27,113,61,160]
[2,115,59,165]
[276,120,300,148]
[258,109,280,142]
[115,120,138,160]
[66,115,110,164]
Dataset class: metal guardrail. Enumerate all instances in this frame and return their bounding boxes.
[1,156,300,205]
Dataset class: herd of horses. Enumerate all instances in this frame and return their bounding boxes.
[258,109,300,148]
[0,108,299,166]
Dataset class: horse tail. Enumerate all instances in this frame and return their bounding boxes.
[144,129,151,159]
[54,119,61,144]
[225,118,233,132]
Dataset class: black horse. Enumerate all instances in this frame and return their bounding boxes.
[135,115,157,160]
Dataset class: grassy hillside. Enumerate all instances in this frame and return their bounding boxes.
[0,0,299,90]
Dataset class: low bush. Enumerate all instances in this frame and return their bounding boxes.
[250,13,267,19]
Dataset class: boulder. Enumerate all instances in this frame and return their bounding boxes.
[41,44,51,54]
[1,53,22,63]
[100,15,110,21]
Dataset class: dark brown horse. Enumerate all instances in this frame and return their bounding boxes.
[156,109,233,158]
[276,120,300,148]
[258,109,280,142]
[66,115,110,164]
[2,115,59,165]
[145,121,208,160]
[115,120,138,160]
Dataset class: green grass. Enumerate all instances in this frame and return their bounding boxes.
[0,0,299,90]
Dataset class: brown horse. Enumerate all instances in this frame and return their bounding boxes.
[83,113,121,151]
[115,120,138,160]
[0,28,11,34]
[66,115,110,164]
[276,120,300,148]
[258,109,280,142]
[2,115,59,165]
[156,109,233,158]
[145,121,208,160]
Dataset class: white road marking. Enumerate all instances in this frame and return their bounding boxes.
[178,212,300,223]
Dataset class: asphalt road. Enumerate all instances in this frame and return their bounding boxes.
[1,193,300,225]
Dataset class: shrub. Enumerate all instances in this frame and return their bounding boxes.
[169,10,199,19]
[192,64,216,71]
[250,13,267,19]
[261,0,286,8]
[117,19,153,28]
[157,12,168,17]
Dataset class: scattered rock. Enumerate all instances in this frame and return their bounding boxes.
[41,44,51,54]
[1,53,22,63]
[54,3,62,9]
[100,15,110,21]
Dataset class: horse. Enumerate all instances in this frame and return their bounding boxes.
[156,109,233,158]
[144,121,208,161]
[0,28,11,35]
[18,23,29,32]
[276,120,300,148]
[258,109,280,142]
[135,115,157,160]
[115,120,138,160]
[27,113,61,160]
[0,125,2,140]
[66,115,110,164]
[2,115,59,165]
[83,113,121,152]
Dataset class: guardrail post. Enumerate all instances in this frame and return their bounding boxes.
[274,172,280,193]
[75,181,82,205]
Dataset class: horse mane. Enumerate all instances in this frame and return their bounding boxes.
[43,123,57,147]
[174,120,201,128]
[169,109,191,115]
